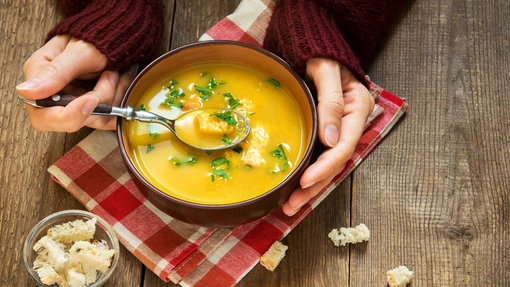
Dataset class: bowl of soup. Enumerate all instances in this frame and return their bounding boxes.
[117,41,317,227]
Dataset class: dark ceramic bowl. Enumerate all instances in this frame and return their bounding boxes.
[117,41,317,227]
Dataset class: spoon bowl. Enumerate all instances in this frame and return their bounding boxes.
[18,94,250,150]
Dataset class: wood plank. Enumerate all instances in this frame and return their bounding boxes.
[354,0,510,286]
[0,1,144,286]
[3,0,510,286]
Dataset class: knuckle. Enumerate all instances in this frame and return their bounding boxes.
[320,94,345,115]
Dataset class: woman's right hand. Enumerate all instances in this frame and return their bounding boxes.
[16,35,135,132]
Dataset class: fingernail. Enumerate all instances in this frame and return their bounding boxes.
[109,71,119,87]
[82,97,99,115]
[302,181,317,189]
[324,124,339,147]
[288,199,310,216]
[16,78,41,90]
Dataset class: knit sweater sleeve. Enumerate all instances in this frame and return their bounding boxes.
[263,0,407,87]
[47,0,165,72]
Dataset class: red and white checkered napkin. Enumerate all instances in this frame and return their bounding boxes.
[48,0,408,286]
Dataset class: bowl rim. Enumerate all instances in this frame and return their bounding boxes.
[23,209,120,286]
[117,40,318,210]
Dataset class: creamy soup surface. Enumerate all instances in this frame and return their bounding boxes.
[128,62,306,204]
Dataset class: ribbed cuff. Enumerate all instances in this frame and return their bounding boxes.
[263,0,369,87]
[47,0,164,72]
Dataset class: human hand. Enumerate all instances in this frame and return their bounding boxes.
[282,58,375,216]
[16,35,135,131]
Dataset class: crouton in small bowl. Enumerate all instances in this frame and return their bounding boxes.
[23,210,119,287]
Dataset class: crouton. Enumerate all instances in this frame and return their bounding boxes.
[328,223,370,247]
[260,241,288,271]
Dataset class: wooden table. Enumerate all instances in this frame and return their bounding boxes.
[1,0,509,286]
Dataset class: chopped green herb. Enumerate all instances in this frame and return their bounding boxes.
[170,90,180,98]
[210,157,231,181]
[166,80,178,90]
[212,169,230,179]
[149,131,160,140]
[206,150,213,155]
[224,92,242,109]
[160,97,184,109]
[266,78,280,88]
[246,164,252,170]
[195,84,213,100]
[211,111,237,126]
[211,157,230,167]
[147,145,155,153]
[232,146,243,153]
[249,112,256,116]
[170,157,197,166]
[208,78,226,89]
[271,144,290,172]
[221,134,232,145]
[271,144,286,159]
[137,104,146,111]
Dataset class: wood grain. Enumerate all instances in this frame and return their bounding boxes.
[1,0,509,286]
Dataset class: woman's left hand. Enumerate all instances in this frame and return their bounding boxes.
[282,58,375,216]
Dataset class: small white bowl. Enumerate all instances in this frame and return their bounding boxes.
[23,210,120,287]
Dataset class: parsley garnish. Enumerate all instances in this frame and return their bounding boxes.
[266,78,280,88]
[210,157,231,181]
[161,81,184,108]
[170,157,197,166]
[224,92,241,109]
[232,146,243,153]
[195,84,213,100]
[211,157,230,167]
[146,145,155,153]
[211,169,230,181]
[208,78,226,89]
[160,99,183,109]
[211,111,237,126]
[149,131,160,140]
[166,80,178,90]
[221,134,232,145]
[270,144,290,172]
[137,104,146,111]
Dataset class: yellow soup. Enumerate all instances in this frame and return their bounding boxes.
[127,62,306,204]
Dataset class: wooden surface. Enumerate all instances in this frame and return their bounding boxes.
[1,0,509,286]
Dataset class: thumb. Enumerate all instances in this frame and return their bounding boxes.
[17,37,107,100]
[306,58,344,147]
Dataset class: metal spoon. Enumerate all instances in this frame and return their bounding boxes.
[18,94,251,151]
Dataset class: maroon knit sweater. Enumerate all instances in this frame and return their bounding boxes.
[46,0,164,72]
[263,0,407,87]
[48,0,406,86]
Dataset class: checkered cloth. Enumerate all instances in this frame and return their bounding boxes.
[48,0,408,286]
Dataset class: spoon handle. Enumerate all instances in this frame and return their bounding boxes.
[32,94,114,114]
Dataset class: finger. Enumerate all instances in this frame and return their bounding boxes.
[17,37,107,100]
[25,70,118,132]
[25,95,99,132]
[85,65,137,130]
[22,35,72,79]
[82,71,120,130]
[298,94,372,189]
[299,144,348,189]
[282,173,337,216]
[306,58,344,148]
